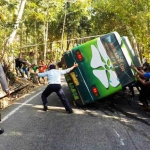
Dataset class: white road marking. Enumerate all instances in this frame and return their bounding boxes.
[114,129,125,146]
[0,91,42,123]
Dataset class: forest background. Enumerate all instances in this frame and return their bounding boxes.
[0,0,150,70]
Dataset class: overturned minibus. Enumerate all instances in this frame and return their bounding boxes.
[60,31,141,106]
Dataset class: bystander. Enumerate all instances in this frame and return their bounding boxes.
[0,63,10,134]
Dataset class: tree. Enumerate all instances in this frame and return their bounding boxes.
[6,0,27,46]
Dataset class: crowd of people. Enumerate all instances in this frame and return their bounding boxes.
[14,54,150,110]
[2,53,148,110]
[131,58,150,110]
[15,54,52,85]
[0,54,78,135]
[1,53,150,134]
[14,54,78,113]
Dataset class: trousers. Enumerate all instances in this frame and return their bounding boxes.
[41,84,72,111]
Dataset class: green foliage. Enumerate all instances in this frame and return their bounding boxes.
[1,0,150,62]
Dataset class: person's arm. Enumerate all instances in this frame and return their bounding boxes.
[132,65,145,77]
[60,62,78,75]
[0,63,10,97]
[69,62,78,71]
[29,68,38,76]
[135,74,149,85]
[25,60,31,66]
[29,68,47,77]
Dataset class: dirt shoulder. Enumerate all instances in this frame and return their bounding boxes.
[0,77,43,110]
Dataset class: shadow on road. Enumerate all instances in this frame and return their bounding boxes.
[76,91,150,126]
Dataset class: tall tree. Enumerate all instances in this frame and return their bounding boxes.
[6,0,26,46]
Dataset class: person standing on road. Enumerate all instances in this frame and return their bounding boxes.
[30,62,78,113]
[0,63,10,134]
[38,60,47,84]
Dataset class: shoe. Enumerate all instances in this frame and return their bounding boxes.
[67,109,73,114]
[43,105,48,111]
[0,128,4,134]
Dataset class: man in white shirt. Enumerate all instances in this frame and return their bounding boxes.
[0,63,10,134]
[30,62,78,113]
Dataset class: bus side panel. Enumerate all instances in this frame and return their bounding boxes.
[101,32,135,87]
[71,34,123,100]
[62,32,136,106]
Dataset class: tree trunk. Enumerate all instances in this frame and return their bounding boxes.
[44,22,48,62]
[33,22,38,65]
[126,25,142,64]
[6,0,26,46]
[61,2,67,52]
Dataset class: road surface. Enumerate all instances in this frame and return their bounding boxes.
[0,77,150,150]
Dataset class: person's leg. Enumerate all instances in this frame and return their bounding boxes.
[32,75,40,84]
[41,84,53,111]
[55,85,72,113]
[139,90,149,108]
[135,81,142,92]
[0,113,4,134]
[24,68,29,77]
[144,90,149,108]
[38,77,41,84]
[15,67,19,76]
[42,77,46,84]
[19,68,24,78]
[128,85,135,101]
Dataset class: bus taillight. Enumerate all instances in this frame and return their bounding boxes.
[91,86,100,97]
[75,50,83,61]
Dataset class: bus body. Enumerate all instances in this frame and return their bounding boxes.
[61,32,137,106]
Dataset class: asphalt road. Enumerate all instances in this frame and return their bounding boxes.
[0,77,150,150]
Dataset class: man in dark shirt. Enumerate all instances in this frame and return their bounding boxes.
[15,54,25,77]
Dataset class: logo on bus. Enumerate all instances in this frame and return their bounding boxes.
[90,38,120,89]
